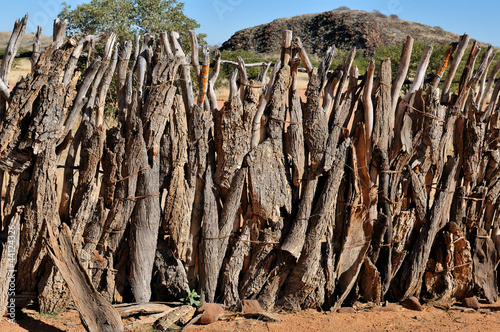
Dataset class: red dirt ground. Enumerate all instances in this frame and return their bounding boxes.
[2,299,500,332]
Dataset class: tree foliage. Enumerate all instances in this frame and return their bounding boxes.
[59,0,206,45]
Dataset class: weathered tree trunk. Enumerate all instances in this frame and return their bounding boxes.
[47,224,124,331]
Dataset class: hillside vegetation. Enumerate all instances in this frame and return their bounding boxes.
[221,8,467,56]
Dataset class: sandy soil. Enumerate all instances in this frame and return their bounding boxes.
[1,299,500,332]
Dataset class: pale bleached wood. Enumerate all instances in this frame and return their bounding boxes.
[295,37,313,77]
[393,44,433,158]
[0,80,12,102]
[333,46,355,114]
[322,70,341,125]
[208,50,221,112]
[237,56,248,101]
[83,33,117,123]
[97,43,119,128]
[455,42,481,110]
[53,18,69,49]
[251,60,280,148]
[363,59,375,143]
[390,35,413,123]
[188,30,201,79]
[63,34,104,88]
[169,31,195,111]
[479,57,500,111]
[475,47,494,105]
[441,34,470,103]
[281,30,293,66]
[0,14,28,88]
[160,32,173,57]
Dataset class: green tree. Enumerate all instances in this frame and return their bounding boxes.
[59,0,205,45]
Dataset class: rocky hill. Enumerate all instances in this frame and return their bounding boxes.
[221,9,464,55]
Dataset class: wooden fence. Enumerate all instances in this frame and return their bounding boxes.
[1,15,500,330]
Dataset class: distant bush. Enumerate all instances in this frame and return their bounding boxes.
[335,6,350,10]
[389,14,399,19]
[372,10,387,18]
[434,26,443,30]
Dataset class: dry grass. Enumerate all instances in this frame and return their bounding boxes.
[0,31,52,51]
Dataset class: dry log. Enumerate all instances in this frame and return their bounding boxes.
[278,139,349,311]
[152,241,189,301]
[52,18,69,49]
[333,47,355,114]
[142,55,182,156]
[128,85,162,302]
[331,144,373,309]
[214,91,252,194]
[251,60,280,148]
[441,34,470,104]
[31,25,42,71]
[431,42,457,89]
[362,59,375,144]
[221,221,251,305]
[215,168,247,282]
[46,224,124,332]
[393,157,459,300]
[390,36,413,122]
[473,228,498,303]
[116,303,172,318]
[0,14,28,91]
[303,47,335,169]
[285,58,305,188]
[162,95,194,262]
[280,30,293,66]
[153,305,196,330]
[199,164,219,303]
[294,37,313,77]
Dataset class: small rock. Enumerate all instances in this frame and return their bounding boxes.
[401,296,424,311]
[337,307,356,314]
[195,303,225,325]
[462,297,480,310]
[242,299,264,314]
[372,304,402,312]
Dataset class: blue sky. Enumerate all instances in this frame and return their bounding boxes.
[1,0,499,47]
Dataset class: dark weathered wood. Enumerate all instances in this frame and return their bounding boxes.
[473,228,498,303]
[221,221,251,305]
[216,168,247,276]
[199,164,219,303]
[46,224,124,332]
[31,25,43,70]
[278,140,349,311]
[393,157,459,300]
